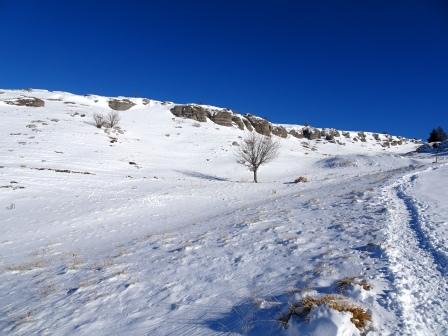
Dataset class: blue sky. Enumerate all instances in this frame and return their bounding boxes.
[1,0,447,139]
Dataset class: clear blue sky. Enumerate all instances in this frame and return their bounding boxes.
[1,0,447,139]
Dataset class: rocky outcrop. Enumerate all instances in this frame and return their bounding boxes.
[357,132,367,142]
[108,99,136,111]
[170,105,208,122]
[5,97,45,107]
[288,129,304,138]
[242,118,253,131]
[302,127,321,140]
[272,125,288,138]
[169,103,391,145]
[231,116,245,130]
[209,110,233,127]
[321,128,340,141]
[244,115,272,136]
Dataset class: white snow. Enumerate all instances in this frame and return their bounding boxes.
[0,89,445,335]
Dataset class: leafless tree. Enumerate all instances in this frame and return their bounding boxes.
[236,133,280,183]
[106,111,120,128]
[93,112,105,128]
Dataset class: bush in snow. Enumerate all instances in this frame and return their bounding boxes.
[93,113,105,128]
[279,294,371,332]
[106,111,120,128]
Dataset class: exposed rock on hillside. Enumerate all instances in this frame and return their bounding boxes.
[242,118,253,131]
[108,99,136,111]
[244,115,272,136]
[231,115,245,130]
[171,105,208,122]
[272,125,288,138]
[5,97,45,107]
[168,102,413,148]
[288,129,304,138]
[303,127,321,140]
[321,128,340,141]
[209,110,233,127]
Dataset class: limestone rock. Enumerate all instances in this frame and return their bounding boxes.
[5,97,45,107]
[272,125,288,138]
[245,115,271,136]
[209,110,233,127]
[170,105,208,122]
[108,99,136,111]
[231,116,245,130]
[242,118,253,131]
[289,129,304,138]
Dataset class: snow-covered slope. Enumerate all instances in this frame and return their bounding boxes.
[1,89,445,335]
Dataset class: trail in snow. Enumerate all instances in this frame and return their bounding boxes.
[0,165,424,335]
[382,165,448,336]
[1,89,441,335]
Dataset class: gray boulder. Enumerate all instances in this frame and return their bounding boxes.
[321,128,340,140]
[209,110,233,127]
[289,129,304,138]
[245,115,272,136]
[272,125,288,138]
[302,127,321,140]
[242,118,253,131]
[231,116,245,130]
[170,105,208,122]
[108,99,136,111]
[5,97,45,107]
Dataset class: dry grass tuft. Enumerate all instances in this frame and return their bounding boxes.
[280,294,371,331]
[336,277,372,292]
[5,260,46,272]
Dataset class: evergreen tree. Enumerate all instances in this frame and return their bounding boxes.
[428,127,447,142]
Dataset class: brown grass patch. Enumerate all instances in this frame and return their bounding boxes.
[336,277,372,292]
[279,294,371,331]
[5,260,46,272]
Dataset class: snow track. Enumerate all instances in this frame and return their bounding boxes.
[0,89,438,335]
[382,165,448,336]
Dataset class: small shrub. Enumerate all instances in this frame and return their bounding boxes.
[93,113,105,128]
[280,294,371,331]
[106,111,120,128]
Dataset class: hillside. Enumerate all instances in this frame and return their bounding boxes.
[1,89,446,336]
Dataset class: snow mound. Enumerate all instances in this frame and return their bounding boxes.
[417,140,448,155]
[315,154,417,170]
[288,306,360,336]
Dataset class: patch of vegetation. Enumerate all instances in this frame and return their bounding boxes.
[336,277,372,292]
[279,294,371,331]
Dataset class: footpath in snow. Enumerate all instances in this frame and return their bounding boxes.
[1,89,446,335]
[382,164,448,336]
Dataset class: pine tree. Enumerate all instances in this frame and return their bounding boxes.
[428,127,447,143]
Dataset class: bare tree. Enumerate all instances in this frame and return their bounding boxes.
[93,112,105,128]
[237,133,280,183]
[106,111,120,128]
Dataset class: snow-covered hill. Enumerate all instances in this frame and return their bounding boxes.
[1,89,446,335]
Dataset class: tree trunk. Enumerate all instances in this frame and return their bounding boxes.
[253,169,258,183]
